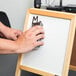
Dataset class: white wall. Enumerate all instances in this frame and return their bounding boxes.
[0,0,34,30]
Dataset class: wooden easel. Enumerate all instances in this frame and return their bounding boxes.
[15,8,76,76]
[70,31,76,71]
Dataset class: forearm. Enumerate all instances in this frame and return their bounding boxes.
[0,38,18,54]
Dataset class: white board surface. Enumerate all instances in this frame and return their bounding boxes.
[22,14,71,76]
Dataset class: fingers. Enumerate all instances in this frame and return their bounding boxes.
[15,30,22,37]
[12,35,17,40]
[17,30,22,36]
[35,34,44,47]
[0,32,5,37]
[10,30,22,40]
[36,34,44,41]
[33,29,44,36]
[12,30,22,40]
[28,25,43,33]
[34,41,44,47]
[24,26,44,37]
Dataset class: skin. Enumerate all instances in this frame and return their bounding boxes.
[0,22,22,40]
[0,22,44,54]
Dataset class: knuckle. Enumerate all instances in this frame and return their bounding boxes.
[34,25,42,29]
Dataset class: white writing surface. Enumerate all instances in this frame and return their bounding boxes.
[22,14,70,76]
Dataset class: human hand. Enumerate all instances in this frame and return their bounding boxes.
[0,25,22,40]
[16,25,44,53]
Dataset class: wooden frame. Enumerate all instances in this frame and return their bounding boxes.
[70,30,76,71]
[15,8,76,76]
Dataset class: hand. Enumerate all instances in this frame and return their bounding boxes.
[16,25,44,53]
[0,24,22,40]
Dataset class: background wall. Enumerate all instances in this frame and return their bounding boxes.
[0,0,34,30]
[0,0,76,76]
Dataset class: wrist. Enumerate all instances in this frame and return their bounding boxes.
[13,40,20,54]
[14,35,25,54]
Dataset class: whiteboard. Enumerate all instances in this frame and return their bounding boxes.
[17,8,76,76]
[22,15,70,76]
